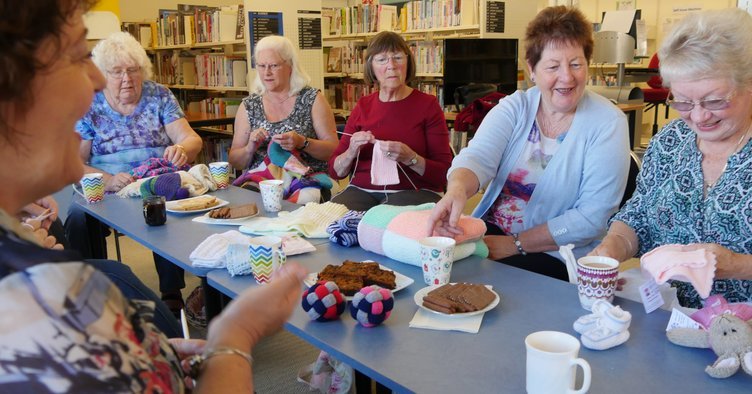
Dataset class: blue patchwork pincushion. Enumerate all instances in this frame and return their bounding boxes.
[301,281,346,322]
[350,285,394,327]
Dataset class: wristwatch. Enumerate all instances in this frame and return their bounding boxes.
[407,154,418,166]
[299,137,310,150]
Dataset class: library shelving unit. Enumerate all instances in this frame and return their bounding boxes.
[320,0,535,115]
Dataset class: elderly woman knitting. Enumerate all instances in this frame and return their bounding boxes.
[64,31,203,315]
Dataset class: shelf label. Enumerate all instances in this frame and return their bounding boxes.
[486,1,506,34]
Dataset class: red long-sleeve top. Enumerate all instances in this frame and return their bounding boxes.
[328,90,452,192]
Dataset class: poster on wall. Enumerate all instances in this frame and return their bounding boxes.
[298,10,322,50]
[248,12,283,67]
[486,1,505,33]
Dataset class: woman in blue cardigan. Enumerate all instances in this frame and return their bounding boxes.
[428,6,630,280]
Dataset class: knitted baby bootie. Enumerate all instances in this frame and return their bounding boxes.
[580,304,632,350]
[573,299,613,334]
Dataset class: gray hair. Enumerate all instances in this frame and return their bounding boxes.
[659,8,752,88]
[251,35,309,96]
[92,31,153,80]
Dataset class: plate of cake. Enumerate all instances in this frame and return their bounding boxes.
[195,203,260,224]
[166,195,227,214]
[414,283,499,317]
[304,260,413,300]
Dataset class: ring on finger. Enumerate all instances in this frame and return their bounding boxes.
[386,151,392,157]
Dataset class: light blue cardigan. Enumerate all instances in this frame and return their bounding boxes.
[450,87,630,261]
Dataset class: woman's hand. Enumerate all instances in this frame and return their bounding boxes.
[346,131,375,157]
[682,243,740,279]
[426,185,467,238]
[206,263,308,351]
[168,338,207,389]
[248,128,269,147]
[164,144,189,167]
[484,235,518,260]
[104,172,135,192]
[21,197,58,230]
[20,216,62,249]
[271,131,304,151]
[378,141,415,165]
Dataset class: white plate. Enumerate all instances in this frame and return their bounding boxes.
[194,209,260,225]
[413,284,500,318]
[165,195,229,214]
[304,261,414,301]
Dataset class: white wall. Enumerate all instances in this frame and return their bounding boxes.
[120,0,241,22]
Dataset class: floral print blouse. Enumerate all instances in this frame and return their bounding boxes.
[613,118,752,308]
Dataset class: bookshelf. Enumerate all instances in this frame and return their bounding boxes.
[320,0,535,113]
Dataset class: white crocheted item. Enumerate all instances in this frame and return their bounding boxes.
[239,202,349,238]
[189,230,253,268]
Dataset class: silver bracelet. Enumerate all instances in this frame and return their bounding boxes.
[187,346,253,379]
[512,233,527,256]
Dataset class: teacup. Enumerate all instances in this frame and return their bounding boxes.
[74,173,105,204]
[248,235,286,284]
[576,256,619,311]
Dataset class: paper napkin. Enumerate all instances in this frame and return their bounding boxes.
[409,308,484,334]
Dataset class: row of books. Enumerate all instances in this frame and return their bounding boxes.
[322,4,398,36]
[153,50,247,88]
[400,0,478,31]
[190,97,242,117]
[156,3,244,47]
[324,41,444,75]
[196,137,233,168]
[324,78,444,113]
[322,0,479,36]
[122,21,156,48]
[324,80,377,112]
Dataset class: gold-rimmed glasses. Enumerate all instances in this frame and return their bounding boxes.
[372,54,406,66]
[666,91,735,112]
[106,67,141,79]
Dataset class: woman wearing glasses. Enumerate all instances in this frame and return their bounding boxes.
[427,6,629,280]
[67,31,202,314]
[229,35,338,201]
[592,8,752,307]
[328,31,453,211]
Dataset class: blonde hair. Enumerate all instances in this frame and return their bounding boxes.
[659,8,752,88]
[92,31,153,80]
[251,35,309,96]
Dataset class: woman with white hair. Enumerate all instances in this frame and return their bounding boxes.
[592,8,752,308]
[66,31,202,314]
[228,35,338,199]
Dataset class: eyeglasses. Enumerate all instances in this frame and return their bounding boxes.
[106,67,141,79]
[257,63,283,72]
[666,91,735,112]
[372,54,406,66]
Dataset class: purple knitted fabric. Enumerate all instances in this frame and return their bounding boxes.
[141,172,189,201]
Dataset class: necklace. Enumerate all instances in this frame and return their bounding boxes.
[536,111,573,139]
[701,127,751,192]
[266,93,295,105]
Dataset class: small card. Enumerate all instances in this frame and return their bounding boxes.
[638,277,664,313]
[666,308,702,331]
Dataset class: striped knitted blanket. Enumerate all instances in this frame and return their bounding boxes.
[357,203,489,267]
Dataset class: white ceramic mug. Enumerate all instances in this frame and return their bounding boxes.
[209,161,230,189]
[576,256,620,311]
[73,173,105,204]
[248,235,286,284]
[525,331,591,394]
[259,179,284,212]
[419,236,456,286]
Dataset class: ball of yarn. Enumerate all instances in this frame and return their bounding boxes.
[326,210,365,247]
[140,173,189,201]
[349,285,394,327]
[301,281,346,322]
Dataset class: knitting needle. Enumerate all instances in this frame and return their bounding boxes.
[181,309,190,339]
[336,131,354,137]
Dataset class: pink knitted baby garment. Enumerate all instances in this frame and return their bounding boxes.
[640,244,717,298]
[371,140,400,185]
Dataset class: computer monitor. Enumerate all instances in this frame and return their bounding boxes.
[443,38,518,108]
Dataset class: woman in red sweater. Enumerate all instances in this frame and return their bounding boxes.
[328,32,453,211]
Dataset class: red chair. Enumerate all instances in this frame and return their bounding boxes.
[642,54,670,135]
